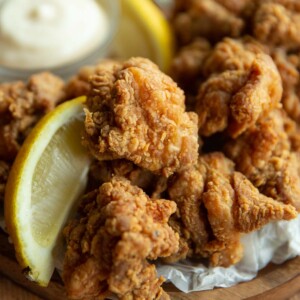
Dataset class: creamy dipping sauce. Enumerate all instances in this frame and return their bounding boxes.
[0,0,109,69]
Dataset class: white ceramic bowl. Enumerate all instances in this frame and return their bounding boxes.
[0,0,120,82]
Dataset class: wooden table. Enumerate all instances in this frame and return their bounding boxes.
[0,274,42,300]
[1,230,300,300]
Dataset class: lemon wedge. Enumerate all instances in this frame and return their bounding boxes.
[111,0,174,72]
[4,97,90,286]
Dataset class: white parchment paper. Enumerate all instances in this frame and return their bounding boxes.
[1,211,299,293]
[157,215,300,292]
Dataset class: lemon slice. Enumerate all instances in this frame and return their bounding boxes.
[111,0,174,72]
[4,97,90,286]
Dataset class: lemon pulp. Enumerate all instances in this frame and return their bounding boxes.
[5,97,90,285]
[31,117,88,247]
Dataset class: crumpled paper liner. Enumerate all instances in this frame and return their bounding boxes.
[1,211,299,294]
[157,215,300,293]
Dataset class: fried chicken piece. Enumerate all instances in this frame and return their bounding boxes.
[163,215,191,263]
[169,38,212,111]
[174,38,281,138]
[0,72,65,201]
[168,152,296,266]
[233,172,297,232]
[281,83,300,123]
[226,53,282,137]
[244,0,300,122]
[0,72,65,160]
[63,177,179,300]
[83,57,199,177]
[202,167,243,267]
[170,37,266,113]
[170,38,211,95]
[165,154,236,263]
[214,0,252,14]
[87,159,168,199]
[0,161,10,201]
[65,60,119,99]
[168,158,209,257]
[253,1,300,51]
[172,0,244,45]
[224,109,300,211]
[271,49,300,122]
[202,37,265,77]
[168,152,241,267]
[87,159,154,190]
[285,113,300,151]
[196,53,282,137]
[27,72,66,109]
[196,70,247,137]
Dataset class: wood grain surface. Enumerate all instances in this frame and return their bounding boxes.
[0,230,299,300]
[0,274,42,300]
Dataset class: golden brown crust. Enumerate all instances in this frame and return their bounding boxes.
[233,172,297,232]
[168,152,242,267]
[201,38,264,76]
[172,0,244,45]
[271,49,300,123]
[168,152,296,267]
[0,72,65,160]
[0,72,66,201]
[0,161,10,202]
[224,109,300,211]
[63,177,178,300]
[170,38,211,94]
[171,0,300,124]
[196,50,282,137]
[253,1,300,50]
[65,60,119,99]
[83,57,199,177]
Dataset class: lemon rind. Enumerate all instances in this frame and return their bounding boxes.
[123,0,175,72]
[4,96,89,286]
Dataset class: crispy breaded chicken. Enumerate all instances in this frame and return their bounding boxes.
[271,50,300,121]
[171,0,300,124]
[63,177,179,300]
[87,159,168,199]
[83,57,199,177]
[0,72,65,201]
[201,37,265,76]
[168,152,296,267]
[168,153,241,267]
[0,161,10,202]
[170,38,211,95]
[253,0,300,51]
[224,109,300,211]
[170,37,282,138]
[0,72,65,160]
[172,0,244,45]
[65,60,118,99]
[196,50,282,137]
[233,172,297,232]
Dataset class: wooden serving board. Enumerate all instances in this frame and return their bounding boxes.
[0,230,300,300]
